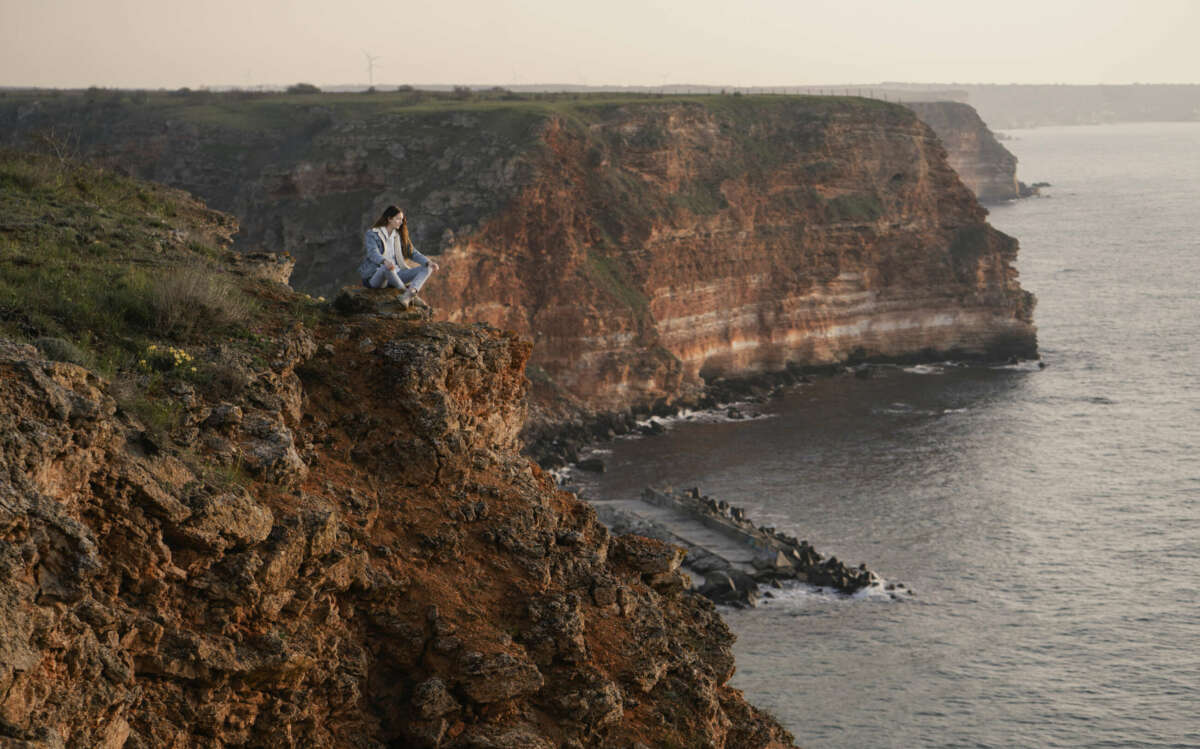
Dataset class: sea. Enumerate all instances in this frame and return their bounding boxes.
[569,122,1200,748]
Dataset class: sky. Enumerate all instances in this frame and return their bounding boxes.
[1,0,1198,89]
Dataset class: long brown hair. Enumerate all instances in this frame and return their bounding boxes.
[371,205,415,260]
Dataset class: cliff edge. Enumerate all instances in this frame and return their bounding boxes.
[904,101,1021,202]
[0,91,1036,423]
[429,98,1037,416]
[0,150,794,748]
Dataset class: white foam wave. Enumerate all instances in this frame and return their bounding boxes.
[633,402,778,431]
[902,364,945,375]
[750,577,914,608]
[990,359,1045,372]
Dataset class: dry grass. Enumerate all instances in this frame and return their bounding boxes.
[151,266,254,338]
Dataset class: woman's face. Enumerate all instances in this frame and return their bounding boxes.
[387,211,405,230]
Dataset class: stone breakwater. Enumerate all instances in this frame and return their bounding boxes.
[597,487,913,609]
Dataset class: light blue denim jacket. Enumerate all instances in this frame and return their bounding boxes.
[357,228,431,281]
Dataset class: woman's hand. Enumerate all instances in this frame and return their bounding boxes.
[428,260,440,272]
[385,261,396,271]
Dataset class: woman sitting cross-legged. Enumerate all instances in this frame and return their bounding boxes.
[357,205,439,307]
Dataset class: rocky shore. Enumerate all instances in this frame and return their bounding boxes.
[524,364,819,471]
[598,487,912,609]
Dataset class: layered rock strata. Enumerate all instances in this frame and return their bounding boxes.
[0,154,795,747]
[431,100,1037,417]
[904,101,1022,202]
[0,93,1037,423]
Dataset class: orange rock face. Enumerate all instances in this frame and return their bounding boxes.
[0,315,795,748]
[906,101,1021,202]
[0,94,1036,419]
[427,99,1037,413]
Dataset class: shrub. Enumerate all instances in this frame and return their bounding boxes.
[827,193,883,222]
[286,83,321,95]
[34,336,89,366]
[151,266,252,338]
[139,343,194,374]
[949,225,991,262]
[122,391,182,439]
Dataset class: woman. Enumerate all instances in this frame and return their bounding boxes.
[358,205,439,306]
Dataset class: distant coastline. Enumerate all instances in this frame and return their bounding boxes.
[5,82,1197,130]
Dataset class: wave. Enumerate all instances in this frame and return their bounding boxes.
[630,402,778,432]
[748,577,916,608]
[902,364,946,375]
[990,359,1045,372]
[873,402,966,417]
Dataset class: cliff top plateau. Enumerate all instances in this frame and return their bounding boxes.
[0,88,1036,436]
[0,148,796,748]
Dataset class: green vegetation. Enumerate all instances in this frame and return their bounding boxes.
[198,454,253,490]
[33,336,88,366]
[0,145,326,434]
[668,181,728,216]
[0,146,350,455]
[949,224,991,262]
[826,193,884,223]
[0,148,263,372]
[0,86,908,136]
[583,249,651,324]
[120,390,184,440]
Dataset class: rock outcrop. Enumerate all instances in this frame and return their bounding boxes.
[0,92,1037,424]
[0,320,797,747]
[904,101,1022,202]
[0,153,795,748]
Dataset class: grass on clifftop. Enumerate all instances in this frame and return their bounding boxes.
[0,147,326,407]
[2,86,905,136]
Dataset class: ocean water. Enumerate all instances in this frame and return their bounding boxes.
[572,122,1200,748]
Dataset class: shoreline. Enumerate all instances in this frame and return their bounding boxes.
[524,347,1043,473]
[542,353,1044,610]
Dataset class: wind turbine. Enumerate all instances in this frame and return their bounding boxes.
[363,50,381,88]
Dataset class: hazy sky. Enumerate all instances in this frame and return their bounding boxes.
[2,0,1197,89]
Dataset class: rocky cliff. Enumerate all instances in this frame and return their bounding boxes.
[431,99,1037,416]
[0,150,794,748]
[904,101,1021,202]
[0,91,1036,422]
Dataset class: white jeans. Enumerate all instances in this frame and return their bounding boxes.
[366,263,433,291]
